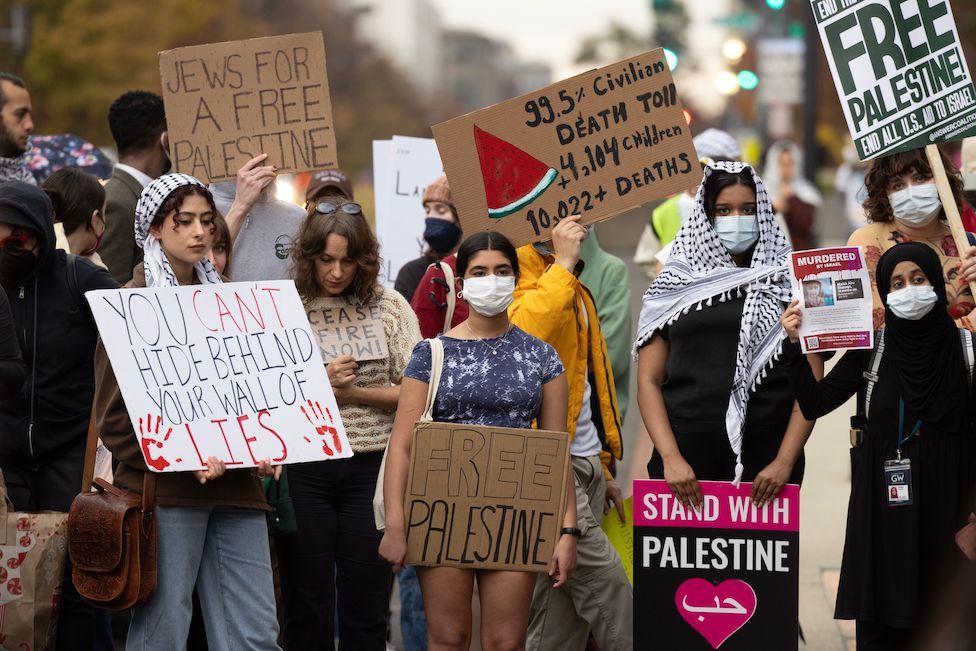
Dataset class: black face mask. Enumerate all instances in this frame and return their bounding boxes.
[0,250,40,287]
[424,218,462,254]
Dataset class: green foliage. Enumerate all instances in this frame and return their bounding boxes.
[18,0,432,176]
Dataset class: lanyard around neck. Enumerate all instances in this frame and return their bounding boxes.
[897,398,921,460]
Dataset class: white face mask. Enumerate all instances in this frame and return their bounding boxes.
[461,275,515,317]
[888,182,942,227]
[713,215,760,254]
[886,284,938,320]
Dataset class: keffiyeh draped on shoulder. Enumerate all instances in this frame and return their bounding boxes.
[134,173,222,288]
[634,161,793,484]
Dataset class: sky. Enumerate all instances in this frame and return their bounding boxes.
[427,0,654,81]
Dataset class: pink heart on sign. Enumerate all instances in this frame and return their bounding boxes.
[675,578,757,649]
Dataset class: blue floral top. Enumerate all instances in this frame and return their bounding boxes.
[403,326,564,429]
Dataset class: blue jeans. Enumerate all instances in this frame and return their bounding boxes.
[125,506,281,651]
[398,566,427,651]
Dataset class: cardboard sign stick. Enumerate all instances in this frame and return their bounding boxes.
[925,144,976,298]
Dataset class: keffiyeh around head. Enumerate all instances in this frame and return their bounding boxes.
[134,173,222,288]
[634,161,793,484]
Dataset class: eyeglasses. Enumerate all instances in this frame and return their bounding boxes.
[0,232,35,256]
[315,201,362,216]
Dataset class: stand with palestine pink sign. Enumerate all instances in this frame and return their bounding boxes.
[633,479,800,650]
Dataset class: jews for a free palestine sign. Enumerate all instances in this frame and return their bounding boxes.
[634,480,800,650]
[813,0,976,160]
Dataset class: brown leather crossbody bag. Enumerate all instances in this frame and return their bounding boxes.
[67,410,157,610]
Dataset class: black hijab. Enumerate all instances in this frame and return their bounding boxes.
[876,242,967,430]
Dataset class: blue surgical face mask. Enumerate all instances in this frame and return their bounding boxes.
[713,215,759,254]
[886,284,938,320]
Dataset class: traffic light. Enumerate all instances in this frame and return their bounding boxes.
[766,0,786,9]
[737,70,759,90]
[663,47,679,71]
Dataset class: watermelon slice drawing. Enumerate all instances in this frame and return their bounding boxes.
[473,125,557,219]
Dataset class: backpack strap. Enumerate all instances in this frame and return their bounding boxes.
[439,262,456,335]
[862,329,885,418]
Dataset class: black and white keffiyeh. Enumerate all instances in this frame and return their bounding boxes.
[0,155,36,185]
[634,161,793,484]
[134,173,222,288]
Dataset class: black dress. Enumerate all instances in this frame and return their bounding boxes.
[646,295,804,483]
[784,340,975,627]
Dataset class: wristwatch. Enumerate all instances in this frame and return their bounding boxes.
[560,527,582,538]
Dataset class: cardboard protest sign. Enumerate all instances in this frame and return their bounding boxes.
[373,136,444,287]
[634,479,800,650]
[432,49,702,247]
[405,422,570,572]
[790,246,874,353]
[86,281,351,472]
[307,303,388,362]
[812,0,976,160]
[160,32,337,183]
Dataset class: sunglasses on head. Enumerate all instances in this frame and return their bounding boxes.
[315,201,362,216]
[0,232,34,256]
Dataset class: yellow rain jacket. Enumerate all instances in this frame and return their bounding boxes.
[509,245,623,481]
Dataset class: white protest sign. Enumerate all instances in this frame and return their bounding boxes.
[87,281,351,473]
[373,136,444,288]
[789,246,874,353]
[812,0,976,160]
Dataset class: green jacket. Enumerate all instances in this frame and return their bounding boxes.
[579,230,632,422]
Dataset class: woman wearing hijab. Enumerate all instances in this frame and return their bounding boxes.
[763,140,822,251]
[94,174,283,650]
[849,147,972,330]
[781,242,976,650]
[635,161,819,510]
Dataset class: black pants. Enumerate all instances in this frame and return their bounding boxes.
[2,442,95,651]
[279,451,392,651]
[856,620,914,651]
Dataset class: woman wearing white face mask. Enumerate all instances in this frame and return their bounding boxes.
[780,242,976,650]
[848,147,973,329]
[380,231,577,650]
[635,161,821,512]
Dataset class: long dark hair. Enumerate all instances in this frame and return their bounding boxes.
[702,169,756,222]
[291,201,380,304]
[43,167,105,236]
[863,147,964,223]
[456,231,519,278]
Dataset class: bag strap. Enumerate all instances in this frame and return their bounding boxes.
[862,329,885,418]
[440,261,457,334]
[80,404,101,493]
[420,338,444,422]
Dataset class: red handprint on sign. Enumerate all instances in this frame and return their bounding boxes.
[299,399,342,456]
[139,414,172,472]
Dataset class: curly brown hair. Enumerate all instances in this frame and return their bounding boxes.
[863,147,964,223]
[291,201,380,304]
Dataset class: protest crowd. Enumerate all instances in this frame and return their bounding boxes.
[2,4,976,650]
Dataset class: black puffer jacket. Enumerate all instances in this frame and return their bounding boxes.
[0,182,117,463]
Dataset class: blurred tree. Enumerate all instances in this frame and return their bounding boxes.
[24,0,263,146]
[574,21,651,65]
[18,0,432,176]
